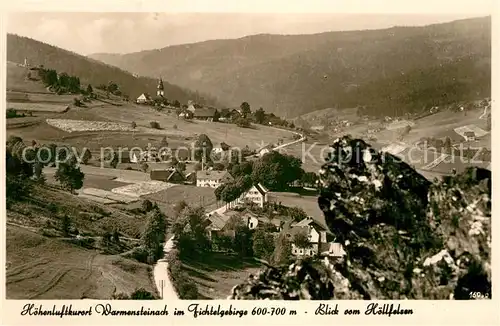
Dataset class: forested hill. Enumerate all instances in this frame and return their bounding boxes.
[89,16,490,117]
[7,34,219,106]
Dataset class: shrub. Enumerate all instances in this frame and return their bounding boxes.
[150,121,161,129]
[141,199,154,212]
[131,121,137,129]
[173,124,178,130]
[6,108,18,119]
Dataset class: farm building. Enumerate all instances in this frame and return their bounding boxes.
[196,170,233,188]
[193,107,217,121]
[150,168,185,184]
[136,93,152,104]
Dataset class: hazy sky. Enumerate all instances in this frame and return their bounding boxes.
[7,12,485,55]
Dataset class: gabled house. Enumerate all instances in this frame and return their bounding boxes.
[193,107,217,121]
[196,170,234,188]
[236,183,269,208]
[283,217,345,258]
[136,93,152,104]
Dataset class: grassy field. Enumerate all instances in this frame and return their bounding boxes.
[401,108,487,145]
[269,192,325,227]
[9,184,148,236]
[7,91,75,104]
[86,104,295,149]
[7,102,69,113]
[6,61,50,93]
[6,225,155,299]
[181,253,262,299]
[46,172,130,191]
[142,185,217,218]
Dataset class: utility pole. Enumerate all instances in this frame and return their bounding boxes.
[160,280,164,298]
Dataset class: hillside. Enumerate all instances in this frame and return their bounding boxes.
[6,183,157,299]
[7,34,218,105]
[89,17,491,118]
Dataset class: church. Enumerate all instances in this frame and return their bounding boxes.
[157,77,164,97]
[136,77,165,104]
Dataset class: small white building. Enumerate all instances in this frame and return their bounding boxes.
[196,170,233,188]
[136,93,151,104]
[236,183,269,208]
[257,144,274,157]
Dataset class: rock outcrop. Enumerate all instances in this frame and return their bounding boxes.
[229,135,491,300]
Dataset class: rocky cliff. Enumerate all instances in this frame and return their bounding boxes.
[229,136,491,300]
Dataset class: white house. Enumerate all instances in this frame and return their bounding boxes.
[196,170,233,188]
[284,218,345,258]
[136,93,151,104]
[257,144,274,157]
[236,183,269,208]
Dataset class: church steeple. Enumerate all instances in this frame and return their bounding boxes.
[157,77,164,97]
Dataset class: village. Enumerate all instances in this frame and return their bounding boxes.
[5,15,492,302]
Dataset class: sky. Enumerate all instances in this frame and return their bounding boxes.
[7,12,487,55]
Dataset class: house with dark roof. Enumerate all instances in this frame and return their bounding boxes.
[150,168,185,184]
[196,170,233,188]
[193,107,217,121]
[464,131,476,141]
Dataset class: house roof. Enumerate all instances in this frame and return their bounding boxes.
[207,212,231,230]
[137,93,151,99]
[293,217,328,231]
[257,144,274,152]
[194,107,216,117]
[248,183,269,196]
[150,168,185,181]
[196,170,233,181]
[167,169,185,181]
[319,242,346,257]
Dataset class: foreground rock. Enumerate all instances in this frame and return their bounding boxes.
[229,136,491,300]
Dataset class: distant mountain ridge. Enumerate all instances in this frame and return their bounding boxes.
[89,16,491,118]
[7,34,219,106]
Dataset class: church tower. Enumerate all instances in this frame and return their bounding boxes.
[157,77,164,97]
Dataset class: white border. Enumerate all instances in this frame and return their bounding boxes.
[1,1,498,325]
